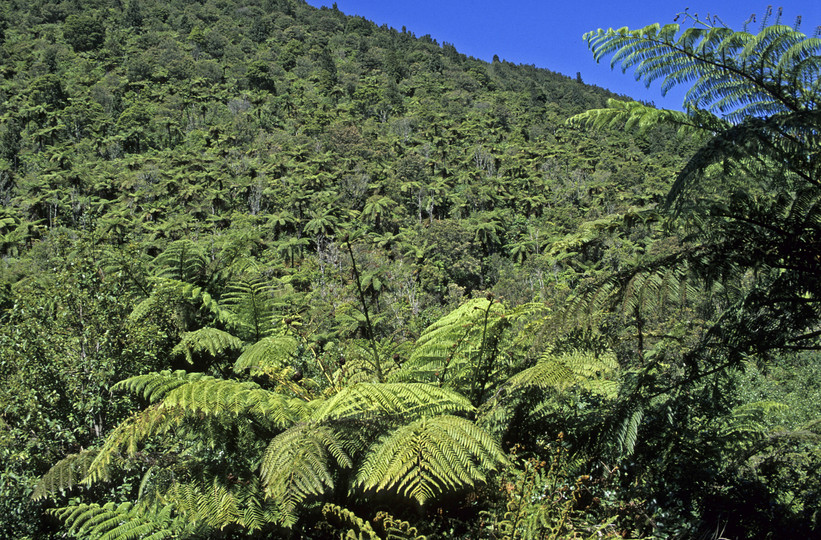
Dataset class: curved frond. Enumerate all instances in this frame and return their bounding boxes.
[172,327,243,365]
[584,23,820,117]
[233,334,299,377]
[115,370,308,426]
[507,349,619,398]
[260,423,353,526]
[311,382,474,422]
[51,501,186,540]
[33,449,99,500]
[355,415,506,505]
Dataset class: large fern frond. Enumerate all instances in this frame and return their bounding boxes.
[52,501,188,540]
[33,449,99,500]
[355,415,506,505]
[259,423,354,526]
[171,327,243,365]
[233,334,300,377]
[584,23,821,118]
[221,274,278,342]
[507,349,619,398]
[153,239,207,284]
[311,382,474,422]
[116,370,308,426]
[162,475,279,532]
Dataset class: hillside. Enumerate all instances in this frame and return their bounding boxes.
[2,1,819,539]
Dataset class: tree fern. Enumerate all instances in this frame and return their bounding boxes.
[355,414,506,505]
[221,273,278,342]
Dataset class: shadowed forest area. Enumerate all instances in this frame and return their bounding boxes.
[0,1,819,538]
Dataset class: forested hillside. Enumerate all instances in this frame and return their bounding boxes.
[1,1,819,538]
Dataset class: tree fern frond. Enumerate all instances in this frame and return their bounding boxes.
[163,476,278,532]
[718,400,788,439]
[84,406,187,485]
[153,239,207,284]
[260,423,353,526]
[393,298,514,394]
[233,334,299,377]
[311,383,474,422]
[322,504,382,540]
[116,370,308,426]
[355,415,506,505]
[33,449,99,500]
[52,501,185,540]
[507,350,619,398]
[616,407,644,457]
[221,274,278,342]
[584,23,820,115]
[172,327,243,365]
[568,98,705,135]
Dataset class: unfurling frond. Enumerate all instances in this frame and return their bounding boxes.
[311,382,473,422]
[51,501,186,540]
[33,449,99,500]
[355,415,506,505]
[260,423,353,526]
[322,504,427,540]
[321,504,382,540]
[172,327,243,364]
[507,349,619,398]
[233,334,299,377]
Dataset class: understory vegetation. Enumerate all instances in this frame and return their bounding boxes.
[0,1,819,538]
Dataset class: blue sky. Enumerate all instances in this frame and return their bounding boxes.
[305,1,820,110]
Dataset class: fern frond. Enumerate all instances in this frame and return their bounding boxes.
[129,277,238,327]
[33,449,99,500]
[233,334,299,377]
[355,415,506,505]
[260,423,353,526]
[322,504,382,540]
[616,407,644,457]
[153,239,206,284]
[507,350,619,398]
[83,406,187,485]
[221,274,278,341]
[116,370,308,426]
[172,327,243,365]
[718,400,788,439]
[52,501,186,540]
[393,298,512,389]
[311,383,474,422]
[163,476,278,531]
[568,98,709,135]
[584,23,820,116]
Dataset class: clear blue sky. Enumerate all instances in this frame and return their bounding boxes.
[305,1,820,110]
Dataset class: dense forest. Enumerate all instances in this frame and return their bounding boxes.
[0,0,819,538]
